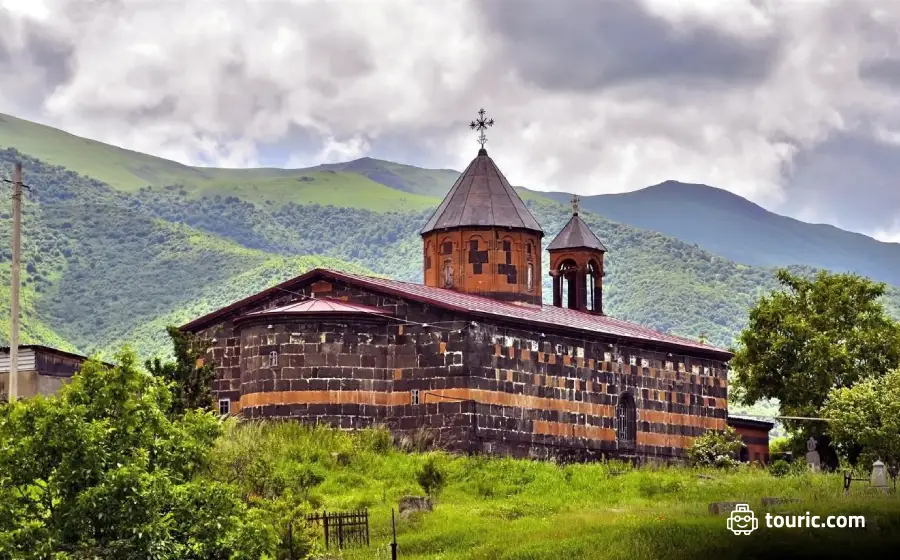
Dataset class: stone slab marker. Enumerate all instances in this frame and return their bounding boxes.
[871,460,890,492]
[805,437,820,473]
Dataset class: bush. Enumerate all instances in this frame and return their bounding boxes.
[769,459,792,477]
[687,426,744,468]
[417,455,446,498]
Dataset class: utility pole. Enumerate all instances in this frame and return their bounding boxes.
[8,162,22,402]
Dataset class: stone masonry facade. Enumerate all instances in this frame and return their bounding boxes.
[192,276,728,463]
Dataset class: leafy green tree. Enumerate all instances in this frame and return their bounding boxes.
[146,326,217,415]
[731,269,900,418]
[823,369,900,474]
[0,347,280,559]
[686,426,744,468]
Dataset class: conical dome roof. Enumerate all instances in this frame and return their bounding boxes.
[547,213,607,252]
[421,148,543,235]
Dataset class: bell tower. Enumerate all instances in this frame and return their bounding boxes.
[547,195,607,314]
[421,109,544,305]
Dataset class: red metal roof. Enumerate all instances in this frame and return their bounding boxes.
[181,268,731,358]
[327,270,730,357]
[239,298,387,318]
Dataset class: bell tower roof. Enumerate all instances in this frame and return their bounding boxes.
[547,197,607,252]
[421,109,543,236]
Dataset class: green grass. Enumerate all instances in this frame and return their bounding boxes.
[188,169,440,211]
[210,423,900,560]
[0,113,441,211]
[0,113,204,192]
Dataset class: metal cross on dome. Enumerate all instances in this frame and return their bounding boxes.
[470,108,494,148]
[571,194,581,215]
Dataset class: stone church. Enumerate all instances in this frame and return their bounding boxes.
[181,131,746,462]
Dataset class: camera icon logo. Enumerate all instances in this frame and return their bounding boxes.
[727,504,758,535]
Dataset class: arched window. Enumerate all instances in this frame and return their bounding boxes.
[616,392,636,446]
[269,350,278,368]
[586,260,599,311]
[526,263,534,291]
[443,259,454,288]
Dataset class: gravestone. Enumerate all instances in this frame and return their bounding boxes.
[805,437,821,473]
[871,460,890,492]
[398,495,433,518]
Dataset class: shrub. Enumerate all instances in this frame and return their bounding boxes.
[687,426,744,468]
[417,455,446,498]
[769,459,792,477]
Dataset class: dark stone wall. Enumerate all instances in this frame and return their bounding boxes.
[236,317,473,449]
[192,276,729,462]
[464,323,728,462]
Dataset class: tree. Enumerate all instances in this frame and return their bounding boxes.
[0,347,280,559]
[731,269,900,418]
[686,426,744,468]
[823,369,900,475]
[146,326,217,415]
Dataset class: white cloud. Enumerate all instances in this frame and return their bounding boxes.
[874,218,900,243]
[0,0,899,237]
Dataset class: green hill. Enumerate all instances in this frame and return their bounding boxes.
[0,113,440,211]
[541,181,900,286]
[0,149,376,359]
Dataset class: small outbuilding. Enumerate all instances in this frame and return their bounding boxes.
[727,415,775,464]
[0,345,96,400]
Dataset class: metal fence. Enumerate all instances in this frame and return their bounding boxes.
[305,509,370,550]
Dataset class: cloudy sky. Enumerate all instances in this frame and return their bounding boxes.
[2,0,900,241]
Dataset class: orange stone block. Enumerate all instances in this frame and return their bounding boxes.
[439,342,447,354]
[393,368,403,380]
[521,349,531,361]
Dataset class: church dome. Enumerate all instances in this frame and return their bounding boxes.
[420,110,543,305]
[421,148,543,235]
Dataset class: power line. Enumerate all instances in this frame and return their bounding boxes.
[732,413,831,422]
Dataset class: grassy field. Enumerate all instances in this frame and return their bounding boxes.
[211,423,900,560]
[0,113,443,211]
[188,169,440,211]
